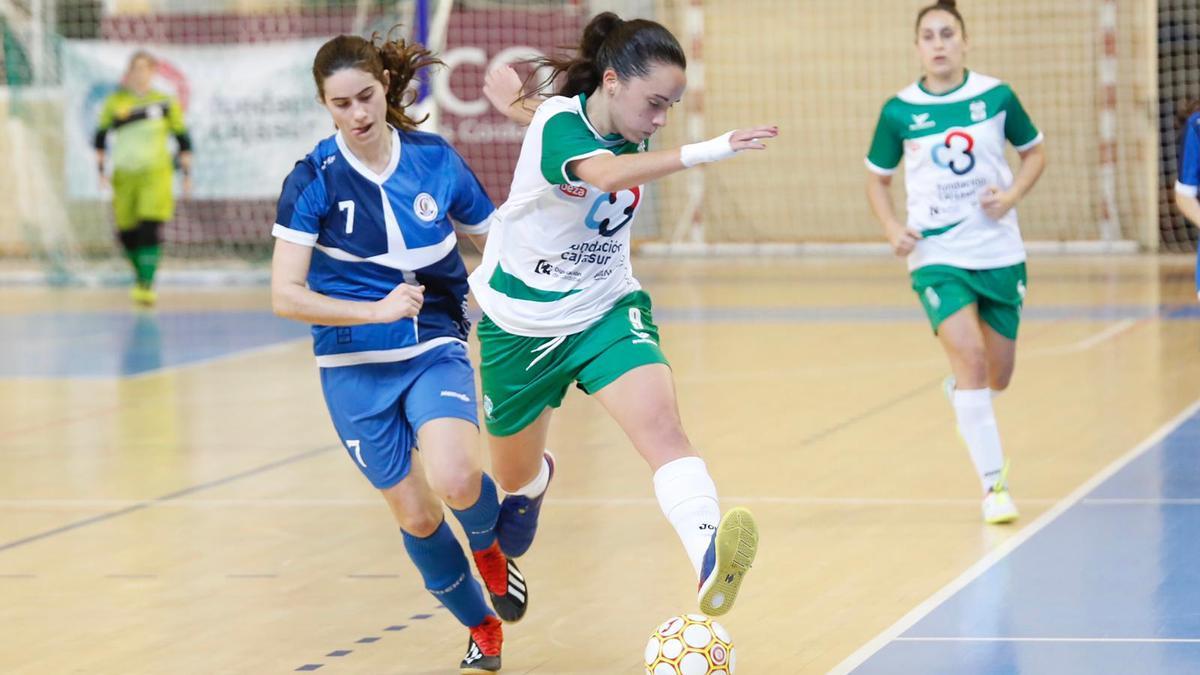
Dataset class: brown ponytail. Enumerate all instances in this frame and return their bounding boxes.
[1178,100,1200,130]
[312,28,442,132]
[520,11,685,102]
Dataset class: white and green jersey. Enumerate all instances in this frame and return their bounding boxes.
[865,71,1042,271]
[469,93,646,337]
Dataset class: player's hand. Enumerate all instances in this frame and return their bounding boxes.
[484,64,524,115]
[886,222,922,256]
[372,284,424,323]
[980,186,1017,220]
[97,173,110,191]
[729,126,779,151]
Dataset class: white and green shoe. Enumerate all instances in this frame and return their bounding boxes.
[982,462,1019,525]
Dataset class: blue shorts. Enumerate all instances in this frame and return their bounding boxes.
[319,341,479,489]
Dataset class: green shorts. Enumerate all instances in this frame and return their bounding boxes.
[477,290,670,437]
[911,263,1027,340]
[112,167,175,230]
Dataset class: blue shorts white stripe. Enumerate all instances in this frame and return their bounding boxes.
[319,341,479,489]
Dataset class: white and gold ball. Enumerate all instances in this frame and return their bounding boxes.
[644,614,735,675]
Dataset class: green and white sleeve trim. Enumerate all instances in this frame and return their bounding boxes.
[557,148,613,185]
[1013,131,1045,153]
[864,157,898,176]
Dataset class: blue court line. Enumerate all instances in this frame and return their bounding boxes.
[0,444,337,555]
[0,310,307,378]
[6,304,1194,379]
[836,399,1200,675]
[297,606,449,672]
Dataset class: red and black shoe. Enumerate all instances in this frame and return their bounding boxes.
[460,614,503,674]
[472,541,528,623]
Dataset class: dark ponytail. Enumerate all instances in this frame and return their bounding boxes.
[916,0,968,38]
[1178,99,1200,130]
[522,11,686,101]
[312,27,442,132]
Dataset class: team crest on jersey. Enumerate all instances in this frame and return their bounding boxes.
[413,192,439,222]
[970,100,987,122]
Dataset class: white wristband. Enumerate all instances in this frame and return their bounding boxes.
[680,131,736,168]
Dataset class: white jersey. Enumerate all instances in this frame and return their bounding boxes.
[468,94,646,337]
[865,71,1043,271]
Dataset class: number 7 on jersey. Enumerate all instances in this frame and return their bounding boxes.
[338,200,355,234]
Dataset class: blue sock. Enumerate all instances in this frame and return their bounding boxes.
[450,473,500,552]
[402,520,491,627]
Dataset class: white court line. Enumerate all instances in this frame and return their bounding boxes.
[1082,498,1200,505]
[894,637,1200,644]
[1022,318,1140,358]
[143,316,1134,384]
[0,496,1063,509]
[680,318,1143,384]
[9,495,1200,510]
[827,396,1200,675]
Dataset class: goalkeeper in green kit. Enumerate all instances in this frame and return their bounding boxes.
[94,50,193,305]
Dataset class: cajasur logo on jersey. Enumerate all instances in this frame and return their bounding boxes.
[584,186,641,237]
[930,130,976,176]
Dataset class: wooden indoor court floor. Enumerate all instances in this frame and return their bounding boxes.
[1,255,1198,674]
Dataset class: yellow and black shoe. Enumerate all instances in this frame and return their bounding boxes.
[697,507,758,616]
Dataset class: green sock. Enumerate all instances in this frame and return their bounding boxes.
[131,245,160,288]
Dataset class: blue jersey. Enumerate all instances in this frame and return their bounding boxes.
[273,127,494,367]
[1178,112,1200,295]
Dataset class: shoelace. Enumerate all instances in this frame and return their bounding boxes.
[473,546,508,596]
[990,459,1012,494]
[470,617,503,656]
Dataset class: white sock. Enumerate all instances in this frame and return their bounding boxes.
[952,388,1006,493]
[653,456,720,578]
[509,452,551,498]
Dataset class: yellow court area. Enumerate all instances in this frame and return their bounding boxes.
[1,255,1198,674]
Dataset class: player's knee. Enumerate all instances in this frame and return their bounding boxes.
[431,469,483,510]
[989,369,1013,392]
[954,347,988,385]
[397,509,442,538]
[640,419,692,458]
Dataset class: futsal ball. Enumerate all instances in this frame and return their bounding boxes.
[644,614,735,675]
